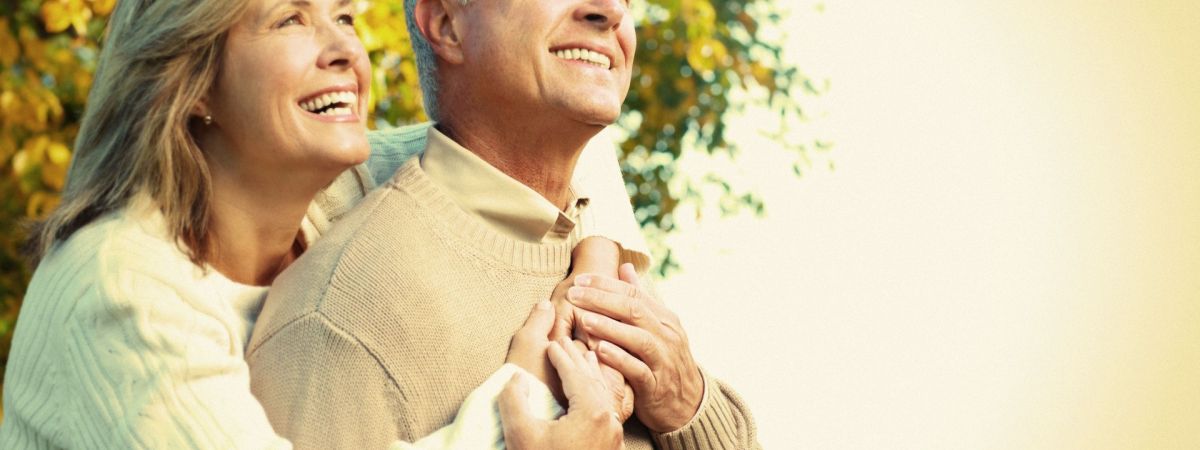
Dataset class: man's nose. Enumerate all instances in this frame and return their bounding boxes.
[575,0,627,31]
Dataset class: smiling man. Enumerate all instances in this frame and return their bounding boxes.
[247,0,758,448]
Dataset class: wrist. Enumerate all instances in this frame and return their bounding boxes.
[570,236,620,276]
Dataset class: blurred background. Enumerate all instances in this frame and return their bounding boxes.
[2,0,1199,449]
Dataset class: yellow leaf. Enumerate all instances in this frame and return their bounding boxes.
[0,90,16,114]
[12,149,29,177]
[24,135,50,165]
[46,141,71,166]
[41,0,92,34]
[70,0,93,34]
[0,22,19,66]
[91,0,117,16]
[42,159,67,190]
[41,1,73,33]
[0,133,15,162]
[27,191,61,219]
[18,27,48,71]
[686,38,726,77]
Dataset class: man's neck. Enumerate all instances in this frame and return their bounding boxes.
[436,117,600,211]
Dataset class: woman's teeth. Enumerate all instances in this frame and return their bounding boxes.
[300,91,357,115]
[553,48,611,69]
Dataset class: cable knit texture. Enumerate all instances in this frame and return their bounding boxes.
[0,195,290,450]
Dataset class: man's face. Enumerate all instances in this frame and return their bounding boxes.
[456,0,636,127]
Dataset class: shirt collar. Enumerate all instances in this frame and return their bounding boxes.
[419,127,590,243]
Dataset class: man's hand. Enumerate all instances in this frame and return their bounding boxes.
[567,263,704,433]
[498,339,625,450]
[507,298,634,422]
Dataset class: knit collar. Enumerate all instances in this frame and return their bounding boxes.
[419,126,590,243]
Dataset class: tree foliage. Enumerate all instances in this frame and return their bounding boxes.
[0,0,817,400]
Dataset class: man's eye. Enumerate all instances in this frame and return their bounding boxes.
[336,14,355,26]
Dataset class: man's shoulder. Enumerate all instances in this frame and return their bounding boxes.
[253,172,438,347]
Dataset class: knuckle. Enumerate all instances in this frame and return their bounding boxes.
[639,334,659,357]
[628,302,643,321]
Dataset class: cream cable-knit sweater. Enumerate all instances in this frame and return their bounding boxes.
[247,158,760,450]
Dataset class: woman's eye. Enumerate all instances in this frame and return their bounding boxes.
[336,14,355,26]
[279,14,302,27]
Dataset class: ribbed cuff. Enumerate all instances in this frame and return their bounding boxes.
[651,368,743,450]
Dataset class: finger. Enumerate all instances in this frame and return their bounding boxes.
[517,300,554,342]
[547,340,597,409]
[561,337,590,369]
[498,373,541,447]
[575,272,646,302]
[578,309,662,365]
[595,340,656,397]
[546,340,576,381]
[617,263,639,287]
[619,262,670,312]
[548,298,575,341]
[567,286,658,329]
[585,350,603,380]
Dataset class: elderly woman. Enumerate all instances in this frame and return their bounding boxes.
[0,0,644,448]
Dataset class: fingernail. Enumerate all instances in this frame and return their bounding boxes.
[567,287,583,302]
[536,300,551,310]
[582,314,595,329]
[575,275,592,287]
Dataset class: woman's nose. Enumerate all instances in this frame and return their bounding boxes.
[316,21,362,70]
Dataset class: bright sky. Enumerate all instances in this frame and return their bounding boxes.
[657,1,1200,448]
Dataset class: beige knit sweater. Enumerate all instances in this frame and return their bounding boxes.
[247,159,759,450]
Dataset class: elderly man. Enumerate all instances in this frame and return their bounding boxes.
[247,0,758,448]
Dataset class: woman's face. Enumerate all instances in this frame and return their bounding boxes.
[204,0,370,175]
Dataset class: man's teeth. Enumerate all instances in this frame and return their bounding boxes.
[553,48,611,69]
[300,91,357,114]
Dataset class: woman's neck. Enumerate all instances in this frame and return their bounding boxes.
[205,165,331,286]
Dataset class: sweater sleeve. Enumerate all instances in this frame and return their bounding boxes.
[574,128,653,274]
[389,364,564,450]
[248,312,405,450]
[60,270,292,449]
[649,368,761,450]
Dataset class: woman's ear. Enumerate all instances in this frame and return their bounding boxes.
[415,0,465,65]
[191,97,211,122]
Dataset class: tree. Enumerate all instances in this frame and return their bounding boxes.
[0,0,819,407]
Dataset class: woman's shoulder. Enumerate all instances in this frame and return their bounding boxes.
[30,199,201,311]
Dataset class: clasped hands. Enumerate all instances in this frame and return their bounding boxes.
[503,263,704,449]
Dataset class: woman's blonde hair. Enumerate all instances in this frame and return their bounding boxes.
[25,0,250,265]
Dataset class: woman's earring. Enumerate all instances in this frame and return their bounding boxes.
[203,115,213,126]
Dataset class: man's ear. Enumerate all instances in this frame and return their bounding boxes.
[415,0,465,65]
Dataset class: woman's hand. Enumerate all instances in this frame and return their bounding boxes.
[507,294,634,423]
[499,338,625,450]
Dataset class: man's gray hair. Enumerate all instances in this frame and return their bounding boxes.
[404,0,472,122]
